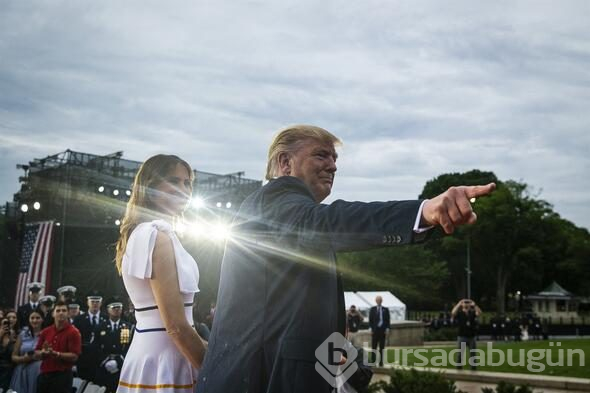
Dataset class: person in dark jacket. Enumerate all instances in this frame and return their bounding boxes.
[346,305,363,347]
[94,300,132,393]
[73,293,107,382]
[16,282,44,330]
[451,299,481,370]
[196,125,495,393]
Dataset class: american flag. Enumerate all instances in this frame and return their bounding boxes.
[14,221,55,308]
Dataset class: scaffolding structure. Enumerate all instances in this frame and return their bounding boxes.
[4,149,262,302]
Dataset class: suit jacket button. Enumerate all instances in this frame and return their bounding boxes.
[382,235,388,244]
[396,235,402,243]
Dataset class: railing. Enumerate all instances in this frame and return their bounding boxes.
[409,311,589,326]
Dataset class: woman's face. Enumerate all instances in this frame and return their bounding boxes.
[29,312,43,328]
[150,163,192,216]
[6,312,17,328]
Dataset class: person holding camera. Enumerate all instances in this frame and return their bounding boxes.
[10,309,44,393]
[1,313,17,391]
[34,301,82,393]
[451,299,481,370]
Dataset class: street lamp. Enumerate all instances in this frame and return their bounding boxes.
[466,234,471,299]
[466,197,476,299]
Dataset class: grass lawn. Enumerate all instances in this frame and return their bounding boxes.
[384,339,589,379]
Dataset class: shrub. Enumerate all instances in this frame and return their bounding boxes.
[424,327,457,342]
[362,368,465,393]
[481,381,534,393]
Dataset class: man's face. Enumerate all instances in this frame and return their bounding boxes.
[376,296,383,306]
[285,139,338,202]
[53,306,68,323]
[30,291,40,302]
[68,308,80,319]
[88,300,102,313]
[108,307,122,320]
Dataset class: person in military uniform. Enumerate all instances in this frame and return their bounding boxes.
[16,282,44,329]
[56,285,78,305]
[73,292,107,382]
[94,299,133,393]
[68,303,81,323]
[39,295,56,329]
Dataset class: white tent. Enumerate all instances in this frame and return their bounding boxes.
[356,291,406,321]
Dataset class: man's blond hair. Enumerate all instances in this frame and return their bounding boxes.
[265,125,341,180]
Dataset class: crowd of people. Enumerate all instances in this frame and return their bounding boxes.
[1,283,140,393]
[1,281,217,393]
[421,306,546,342]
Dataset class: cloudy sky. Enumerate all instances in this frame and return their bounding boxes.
[1,1,589,230]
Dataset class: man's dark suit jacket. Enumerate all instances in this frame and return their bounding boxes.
[369,305,391,332]
[196,176,425,393]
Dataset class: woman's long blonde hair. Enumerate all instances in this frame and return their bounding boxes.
[115,154,194,274]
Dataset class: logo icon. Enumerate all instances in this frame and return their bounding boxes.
[315,332,358,389]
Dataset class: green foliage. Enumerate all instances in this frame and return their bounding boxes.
[481,381,533,393]
[419,170,499,200]
[338,245,449,309]
[392,339,590,379]
[424,327,457,342]
[417,171,590,313]
[365,368,465,393]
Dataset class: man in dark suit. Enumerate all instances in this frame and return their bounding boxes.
[369,296,390,366]
[73,292,108,382]
[16,281,44,329]
[196,125,495,393]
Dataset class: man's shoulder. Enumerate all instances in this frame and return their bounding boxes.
[238,177,314,213]
[39,325,54,336]
[73,314,87,324]
[65,323,81,336]
[263,177,314,198]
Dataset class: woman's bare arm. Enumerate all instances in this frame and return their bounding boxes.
[150,231,207,368]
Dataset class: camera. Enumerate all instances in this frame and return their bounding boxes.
[1,319,9,327]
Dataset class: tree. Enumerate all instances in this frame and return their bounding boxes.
[338,245,449,310]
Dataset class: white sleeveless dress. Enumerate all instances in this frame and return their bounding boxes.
[117,220,200,393]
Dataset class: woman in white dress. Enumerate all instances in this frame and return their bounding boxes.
[114,154,207,393]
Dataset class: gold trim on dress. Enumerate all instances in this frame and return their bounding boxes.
[118,380,195,389]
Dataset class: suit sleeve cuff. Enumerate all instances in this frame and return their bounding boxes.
[413,200,434,234]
